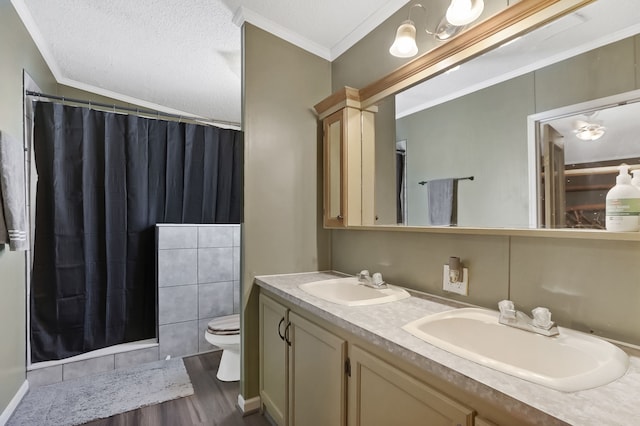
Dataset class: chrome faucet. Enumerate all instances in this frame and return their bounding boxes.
[357,270,387,289]
[498,300,559,337]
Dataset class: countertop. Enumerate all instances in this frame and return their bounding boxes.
[254,271,640,426]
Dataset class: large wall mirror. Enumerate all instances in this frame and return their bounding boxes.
[373,0,640,231]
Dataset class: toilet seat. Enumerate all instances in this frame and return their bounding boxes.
[207,314,240,335]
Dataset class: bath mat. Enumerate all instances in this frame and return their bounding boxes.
[8,357,194,426]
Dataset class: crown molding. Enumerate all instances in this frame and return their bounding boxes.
[233,6,331,60]
[329,0,409,60]
[11,0,63,80]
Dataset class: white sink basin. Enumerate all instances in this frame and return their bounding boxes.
[299,277,410,306]
[402,308,629,392]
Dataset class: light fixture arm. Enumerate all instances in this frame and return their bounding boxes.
[406,3,436,36]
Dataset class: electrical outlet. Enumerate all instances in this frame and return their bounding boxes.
[442,265,469,295]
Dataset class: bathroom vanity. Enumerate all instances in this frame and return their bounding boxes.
[256,271,640,426]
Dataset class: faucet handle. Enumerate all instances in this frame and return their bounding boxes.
[358,270,370,280]
[498,300,516,319]
[372,272,385,286]
[532,307,554,330]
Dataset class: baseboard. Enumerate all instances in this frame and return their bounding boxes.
[0,380,28,425]
[237,394,261,415]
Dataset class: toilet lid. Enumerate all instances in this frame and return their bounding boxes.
[207,314,240,335]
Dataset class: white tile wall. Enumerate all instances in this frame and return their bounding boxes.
[159,320,199,358]
[63,355,115,381]
[114,347,160,370]
[27,365,63,388]
[156,224,241,358]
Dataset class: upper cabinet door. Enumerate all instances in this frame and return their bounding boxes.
[323,109,346,227]
[316,87,375,228]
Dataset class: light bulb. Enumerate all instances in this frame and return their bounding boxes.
[389,20,418,58]
[446,0,484,26]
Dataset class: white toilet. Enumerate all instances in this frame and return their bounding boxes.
[204,314,241,382]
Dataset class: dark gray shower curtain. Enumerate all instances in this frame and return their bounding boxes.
[30,102,243,362]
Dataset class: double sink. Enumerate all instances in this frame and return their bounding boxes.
[298,276,629,392]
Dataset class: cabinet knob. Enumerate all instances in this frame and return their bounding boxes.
[337,215,344,220]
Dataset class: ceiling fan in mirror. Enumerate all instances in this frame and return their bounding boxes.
[573,112,607,141]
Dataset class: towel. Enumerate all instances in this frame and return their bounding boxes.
[0,130,28,251]
[427,178,457,226]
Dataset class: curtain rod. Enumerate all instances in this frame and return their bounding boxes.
[418,176,474,185]
[25,90,241,129]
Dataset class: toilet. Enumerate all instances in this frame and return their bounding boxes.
[204,314,241,382]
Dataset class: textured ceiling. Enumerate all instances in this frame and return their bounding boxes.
[11,0,410,125]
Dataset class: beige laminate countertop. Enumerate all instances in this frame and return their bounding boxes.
[254,271,640,426]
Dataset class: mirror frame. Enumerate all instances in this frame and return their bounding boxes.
[323,0,640,240]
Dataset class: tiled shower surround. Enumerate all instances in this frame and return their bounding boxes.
[157,224,241,358]
[27,224,240,387]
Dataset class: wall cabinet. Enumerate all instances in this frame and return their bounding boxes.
[259,294,347,426]
[315,87,375,228]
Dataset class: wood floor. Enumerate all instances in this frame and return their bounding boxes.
[84,351,271,426]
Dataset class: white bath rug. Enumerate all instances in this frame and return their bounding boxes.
[8,357,194,426]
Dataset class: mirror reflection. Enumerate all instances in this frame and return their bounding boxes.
[376,0,640,229]
[535,92,640,230]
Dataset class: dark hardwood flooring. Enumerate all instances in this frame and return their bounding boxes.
[84,351,271,426]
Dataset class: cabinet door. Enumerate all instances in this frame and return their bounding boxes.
[323,109,346,227]
[288,312,347,426]
[323,107,364,228]
[348,345,474,426]
[259,294,289,425]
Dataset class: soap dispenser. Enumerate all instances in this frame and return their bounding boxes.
[605,164,640,232]
[632,169,640,189]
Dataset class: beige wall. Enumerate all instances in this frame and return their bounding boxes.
[241,23,332,398]
[0,0,56,413]
[332,230,640,345]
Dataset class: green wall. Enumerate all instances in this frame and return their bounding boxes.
[241,23,332,398]
[0,0,56,415]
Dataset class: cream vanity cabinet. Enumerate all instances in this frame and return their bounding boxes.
[259,293,347,426]
[259,294,289,425]
[314,87,375,228]
[348,344,474,426]
[259,290,488,426]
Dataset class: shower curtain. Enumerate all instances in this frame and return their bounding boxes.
[30,102,243,362]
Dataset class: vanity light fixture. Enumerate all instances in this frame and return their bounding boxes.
[446,0,485,26]
[389,4,425,58]
[433,15,467,41]
[390,1,485,58]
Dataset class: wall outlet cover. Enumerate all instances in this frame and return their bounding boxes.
[442,265,469,296]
